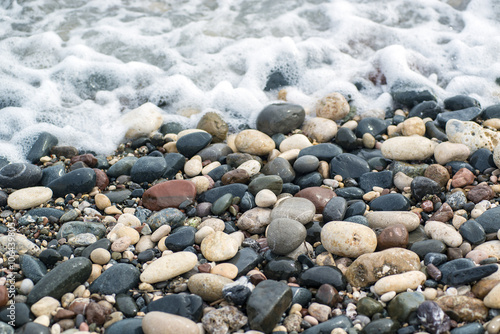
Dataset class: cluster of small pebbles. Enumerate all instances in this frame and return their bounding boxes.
[1,92,500,334]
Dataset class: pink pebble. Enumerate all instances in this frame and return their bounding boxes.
[466,249,489,264]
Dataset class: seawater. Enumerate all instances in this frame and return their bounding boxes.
[1,0,499,162]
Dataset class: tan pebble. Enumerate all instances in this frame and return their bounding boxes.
[142,311,199,334]
[452,215,467,229]
[362,133,376,149]
[31,296,60,317]
[373,271,426,295]
[402,117,426,136]
[139,283,154,291]
[483,118,500,129]
[255,189,277,208]
[187,273,233,302]
[122,250,134,261]
[484,283,500,309]
[194,226,215,244]
[136,235,154,253]
[150,225,171,242]
[103,312,124,329]
[117,213,141,227]
[279,134,312,152]
[342,120,358,130]
[202,161,221,175]
[315,92,350,120]
[184,155,203,177]
[198,218,225,231]
[102,216,117,224]
[140,252,198,284]
[94,193,111,210]
[301,117,338,143]
[229,231,245,246]
[90,248,111,265]
[289,303,302,315]
[108,224,140,244]
[380,290,397,302]
[362,191,380,201]
[163,141,178,153]
[201,231,239,262]
[73,285,86,298]
[423,287,438,300]
[268,149,280,161]
[308,302,331,322]
[237,160,261,177]
[190,176,210,194]
[111,236,132,252]
[235,130,275,155]
[387,125,398,136]
[33,315,50,327]
[104,205,122,215]
[210,263,238,279]
[61,293,75,308]
[121,102,163,139]
[158,236,168,252]
[278,148,300,161]
[82,289,90,298]
[381,136,436,161]
[304,315,319,326]
[88,264,102,284]
[7,186,53,210]
[226,134,238,153]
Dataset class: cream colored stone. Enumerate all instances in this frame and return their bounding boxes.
[483,118,500,130]
[104,205,122,215]
[88,264,102,284]
[229,231,245,246]
[184,155,202,177]
[187,273,233,302]
[401,117,426,136]
[277,148,300,161]
[34,315,50,327]
[194,226,215,244]
[235,130,275,155]
[94,193,111,210]
[107,223,140,244]
[373,271,427,295]
[342,120,358,130]
[140,252,198,284]
[226,134,238,153]
[474,240,500,260]
[362,133,376,149]
[315,92,350,120]
[255,189,277,208]
[198,218,225,231]
[117,213,141,227]
[150,225,171,242]
[446,119,500,152]
[301,117,338,143]
[190,176,210,194]
[484,282,500,309]
[237,160,261,176]
[31,296,60,317]
[142,311,199,334]
[424,220,463,247]
[7,186,52,210]
[0,233,41,256]
[202,161,221,175]
[434,142,470,165]
[381,136,436,161]
[90,248,111,265]
[308,302,331,322]
[200,231,239,262]
[393,172,413,191]
[366,211,420,232]
[279,134,312,152]
[321,221,377,258]
[121,102,163,139]
[136,235,154,253]
[211,263,238,279]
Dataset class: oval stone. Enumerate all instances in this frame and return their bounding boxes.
[256,103,305,136]
[270,197,316,225]
[187,273,233,302]
[142,180,196,211]
[373,271,427,295]
[366,211,420,232]
[381,136,436,161]
[235,130,275,156]
[140,252,198,284]
[200,231,239,262]
[47,168,96,197]
[7,186,52,210]
[142,311,199,334]
[0,163,42,189]
[266,218,306,255]
[321,221,377,258]
[295,187,335,213]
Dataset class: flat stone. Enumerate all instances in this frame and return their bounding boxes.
[411,176,442,202]
[359,170,393,193]
[474,240,500,260]
[140,252,198,284]
[447,264,498,286]
[146,208,186,231]
[197,112,228,143]
[142,180,196,211]
[227,248,264,276]
[31,296,60,317]
[366,211,420,232]
[475,206,500,233]
[164,226,195,252]
[201,231,239,261]
[299,266,346,290]
[7,186,52,210]
[130,156,167,183]
[0,233,40,256]
[47,168,96,197]
[26,132,59,163]
[321,221,376,258]
[355,117,388,137]
[142,311,199,334]
[381,136,436,161]
[298,143,343,161]
[263,257,301,281]
[435,295,488,322]
[146,294,203,322]
[57,221,106,240]
[89,263,140,295]
[270,197,316,225]
[248,175,283,196]
[121,102,163,139]
[40,162,65,186]
[187,273,233,302]
[330,153,370,181]
[0,163,42,189]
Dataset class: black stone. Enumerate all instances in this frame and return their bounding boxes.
[107,156,138,178]
[435,106,482,128]
[227,248,263,276]
[301,315,352,334]
[261,157,295,183]
[459,220,486,245]
[425,121,448,141]
[445,161,475,174]
[330,153,370,181]
[447,264,498,286]
[198,143,233,162]
[16,322,50,334]
[164,226,196,252]
[322,197,347,222]
[335,187,364,200]
[409,101,443,120]
[239,191,256,211]
[105,318,144,334]
[0,163,42,189]
[26,132,58,163]
[47,168,96,197]
[40,162,65,186]
[89,263,140,295]
[0,303,32,328]
[38,249,63,267]
[146,294,203,321]
[264,257,302,281]
[450,322,485,334]
[256,103,305,136]
[137,249,155,263]
[294,172,323,189]
[175,132,212,158]
[359,170,393,193]
[27,257,92,304]
[370,193,410,211]
[469,148,494,173]
[281,183,300,195]
[163,153,186,179]
[27,208,65,220]
[424,253,448,266]
[344,215,369,226]
[207,164,232,182]
[299,266,346,290]
[103,189,132,204]
[198,184,248,203]
[335,127,358,151]
[361,318,400,334]
[444,95,480,111]
[475,206,500,233]
[298,143,343,161]
[391,89,437,108]
[411,176,442,202]
[115,293,138,318]
[226,153,262,168]
[130,156,167,183]
[344,201,366,218]
[355,117,388,138]
[20,255,47,283]
[160,122,183,135]
[290,286,312,307]
[81,238,111,258]
[482,104,500,119]
[410,240,446,259]
[264,71,289,91]
[438,258,475,285]
[222,278,253,305]
[305,221,323,244]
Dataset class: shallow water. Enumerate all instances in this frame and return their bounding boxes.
[1,0,499,161]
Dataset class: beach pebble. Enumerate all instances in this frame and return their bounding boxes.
[108,224,140,244]
[315,92,350,120]
[187,273,233,302]
[117,213,141,227]
[494,144,500,168]
[366,211,420,232]
[130,156,168,183]
[377,224,409,250]
[236,207,272,234]
[142,311,199,334]
[194,226,215,244]
[110,236,131,252]
[237,160,261,176]
[47,168,96,198]
[381,136,436,161]
[435,295,488,322]
[31,296,60,317]
[373,271,427,295]
[140,252,198,284]
[121,102,163,139]
[202,306,248,334]
[452,167,475,188]
[255,189,277,207]
[201,231,239,261]
[95,193,111,210]
[190,176,210,194]
[295,186,335,213]
[393,172,413,191]
[266,218,306,255]
[7,186,52,210]
[0,162,43,189]
[302,117,338,143]
[142,180,197,211]
[447,119,500,152]
[308,302,331,322]
[279,134,312,152]
[90,249,111,265]
[198,218,225,232]
[235,130,275,155]
[150,225,172,242]
[483,283,500,309]
[321,221,377,258]
[211,263,239,280]
[256,103,305,136]
[434,142,470,165]
[184,155,202,177]
[270,197,316,224]
[473,240,500,260]
[401,117,426,136]
[136,236,154,253]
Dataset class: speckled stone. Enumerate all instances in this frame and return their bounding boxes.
[447,119,500,152]
[321,221,376,258]
[201,231,239,261]
[381,136,436,161]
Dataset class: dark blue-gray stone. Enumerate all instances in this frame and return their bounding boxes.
[0,163,42,189]
[368,156,390,172]
[81,238,111,258]
[198,143,233,162]
[26,132,58,164]
[290,286,312,307]
[299,266,346,290]
[107,156,138,178]
[282,183,300,195]
[450,322,484,334]
[459,220,486,245]
[360,318,400,334]
[411,176,442,202]
[223,279,252,305]
[40,162,65,186]
[344,215,369,226]
[20,255,47,283]
[198,184,248,203]
[447,264,498,286]
[103,189,132,204]
[246,280,292,333]
[239,191,255,211]
[425,121,448,141]
[305,221,322,244]
[344,201,366,218]
[335,187,364,200]
[410,239,446,259]
[438,258,475,285]
[444,95,480,111]
[176,131,212,158]
[0,303,32,328]
[115,294,138,318]
[424,253,448,266]
[359,170,393,193]
[256,103,305,136]
[57,245,74,258]
[105,318,144,334]
[355,117,388,138]
[389,161,428,178]
[47,168,96,197]
[207,164,232,182]
[330,153,370,181]
[89,263,140,295]
[265,71,289,91]
[130,156,167,183]
[469,148,495,173]
[146,208,186,231]
[211,193,233,215]
[248,175,283,196]
[27,257,92,304]
[409,100,442,120]
[261,157,295,183]
[16,322,50,334]
[57,221,106,240]
[475,206,500,233]
[294,172,323,189]
[228,248,263,276]
[322,197,347,222]
[294,155,320,174]
[146,294,203,321]
[298,143,343,161]
[335,127,358,151]
[160,122,183,135]
[391,88,437,108]
[164,226,196,252]
[27,208,64,220]
[435,107,482,128]
[163,153,186,179]
[387,291,425,322]
[445,161,474,174]
[264,257,301,281]
[302,315,352,334]
[483,104,500,119]
[38,249,63,267]
[0,191,6,208]
[370,193,410,211]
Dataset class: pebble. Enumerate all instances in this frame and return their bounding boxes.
[270,197,315,224]
[387,291,425,323]
[299,266,346,290]
[235,129,275,155]
[146,294,203,321]
[425,220,463,247]
[366,211,420,232]
[381,136,436,160]
[434,142,470,165]
[255,189,277,207]
[90,248,111,265]
[187,273,233,302]
[7,186,52,210]
[130,156,167,183]
[295,186,335,213]
[435,295,488,322]
[266,218,307,255]
[94,193,111,210]
[279,134,312,152]
[262,157,296,183]
[446,119,500,152]
[176,131,212,158]
[236,207,272,233]
[150,225,171,242]
[201,231,239,261]
[370,193,410,211]
[184,155,203,177]
[0,163,43,189]
[142,180,197,211]
[30,296,60,317]
[211,263,239,279]
[329,153,370,181]
[26,132,59,163]
[401,117,426,136]
[321,221,376,258]
[237,159,261,176]
[120,102,163,139]
[301,117,338,143]
[140,251,198,284]
[373,270,427,295]
[202,306,248,334]
[47,168,96,198]
[377,224,409,250]
[142,311,199,334]
[308,302,331,322]
[256,103,305,136]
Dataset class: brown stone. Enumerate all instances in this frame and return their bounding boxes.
[376,224,409,251]
[429,203,454,222]
[424,164,450,188]
[197,112,228,143]
[421,200,433,213]
[68,299,90,315]
[71,154,98,167]
[93,168,109,190]
[54,309,77,322]
[467,183,495,203]
[472,279,500,299]
[85,301,110,326]
[315,284,341,307]
[197,263,212,273]
[435,295,488,322]
[221,169,250,185]
[142,180,197,211]
[51,145,79,158]
[295,187,336,213]
[452,167,475,188]
[57,319,76,331]
[0,286,8,307]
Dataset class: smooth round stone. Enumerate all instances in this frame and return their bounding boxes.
[201,231,239,261]
[248,175,283,196]
[40,162,65,186]
[321,221,376,258]
[484,283,500,309]
[293,155,319,174]
[130,156,167,183]
[450,322,485,334]
[410,239,446,259]
[444,95,480,110]
[38,248,63,267]
[221,169,250,185]
[270,197,316,225]
[437,106,482,128]
[411,176,442,202]
[355,117,388,137]
[359,170,393,193]
[209,164,232,182]
[369,193,410,211]
[7,186,52,210]
[474,240,500,260]
[0,322,13,334]
[295,186,336,213]
[388,291,425,323]
[197,143,231,162]
[377,224,409,250]
[0,302,31,328]
[140,252,198,284]
[237,160,261,177]
[459,220,486,245]
[390,161,429,177]
[322,197,347,222]
[94,193,111,210]
[294,172,323,190]
[334,187,364,200]
[255,189,277,207]
[227,248,264,276]
[475,206,500,233]
[424,220,462,247]
[26,132,58,164]
[146,294,203,322]
[302,117,338,143]
[409,100,442,119]
[401,117,425,136]
[187,273,233,302]
[175,131,212,158]
[196,112,228,143]
[434,142,470,165]
[361,318,400,334]
[330,153,370,181]
[470,148,495,172]
[164,226,195,252]
[237,207,271,234]
[20,255,47,283]
[210,263,238,279]
[120,102,162,139]
[315,92,350,120]
[373,271,426,295]
[425,121,448,141]
[357,297,384,318]
[211,193,233,215]
[235,130,275,156]
[183,155,202,177]
[146,208,186,231]
[256,103,305,136]
[381,136,436,161]
[417,300,451,334]
[366,211,420,232]
[261,157,295,183]
[142,311,199,334]
[30,296,59,318]
[107,156,138,178]
[47,168,96,197]
[266,218,306,255]
[0,163,43,189]
[299,266,346,290]
[263,257,301,281]
[279,134,312,152]
[142,180,196,211]
[89,248,110,265]
[335,127,358,151]
[57,221,106,240]
[199,183,248,203]
[483,104,500,119]
[298,143,343,162]
[115,293,138,318]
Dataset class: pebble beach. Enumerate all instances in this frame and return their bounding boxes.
[1,90,500,334]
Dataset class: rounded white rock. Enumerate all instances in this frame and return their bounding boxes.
[7,186,53,210]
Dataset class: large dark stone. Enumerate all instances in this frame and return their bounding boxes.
[261,157,295,183]
[444,95,480,111]
[447,264,498,286]
[474,205,500,233]
[26,132,58,164]
[89,263,140,295]
[27,208,65,220]
[164,226,196,252]
[0,163,42,189]
[335,127,358,151]
[227,248,263,276]
[469,148,495,173]
[248,175,283,196]
[409,100,443,120]
[264,257,302,281]
[256,103,305,136]
[459,220,486,245]
[335,187,364,200]
[47,168,96,197]
[107,156,138,178]
[330,153,370,181]
[391,89,437,108]
[355,117,388,138]
[198,143,233,162]
[198,184,248,203]
[322,197,347,222]
[411,176,442,202]
[298,143,343,161]
[175,131,212,158]
[370,193,410,211]
[359,170,393,193]
[425,121,448,141]
[130,156,167,183]
[163,153,186,179]
[435,107,482,128]
[0,303,32,328]
[146,294,203,322]
[40,162,65,186]
[438,258,475,285]
[482,104,500,119]
[299,266,346,290]
[302,315,352,334]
